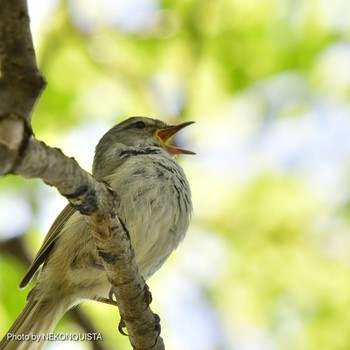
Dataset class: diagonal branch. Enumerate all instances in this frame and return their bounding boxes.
[0,0,165,349]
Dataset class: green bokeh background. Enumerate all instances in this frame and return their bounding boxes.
[1,0,350,349]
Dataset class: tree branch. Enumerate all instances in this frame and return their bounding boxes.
[0,0,45,175]
[0,1,165,349]
[13,137,117,215]
[88,214,165,349]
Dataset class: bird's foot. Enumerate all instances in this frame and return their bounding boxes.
[118,317,128,336]
[92,295,118,307]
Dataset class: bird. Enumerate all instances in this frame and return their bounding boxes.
[0,116,194,350]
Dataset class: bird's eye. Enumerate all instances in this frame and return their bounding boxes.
[134,121,146,129]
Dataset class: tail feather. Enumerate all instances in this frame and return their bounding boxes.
[0,296,68,350]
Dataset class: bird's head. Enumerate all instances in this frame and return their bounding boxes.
[93,117,195,178]
[99,116,195,156]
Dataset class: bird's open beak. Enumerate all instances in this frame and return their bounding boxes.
[156,121,195,155]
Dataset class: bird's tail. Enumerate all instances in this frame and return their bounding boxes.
[0,294,69,350]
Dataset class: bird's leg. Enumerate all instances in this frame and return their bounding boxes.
[107,289,129,336]
[91,295,118,307]
[90,292,128,336]
[92,284,154,337]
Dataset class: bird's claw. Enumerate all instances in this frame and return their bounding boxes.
[118,317,128,336]
[109,288,117,303]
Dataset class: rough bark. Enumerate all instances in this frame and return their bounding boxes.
[0,1,165,349]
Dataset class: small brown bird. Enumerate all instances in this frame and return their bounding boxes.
[0,116,194,350]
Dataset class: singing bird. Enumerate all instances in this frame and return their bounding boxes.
[0,116,194,350]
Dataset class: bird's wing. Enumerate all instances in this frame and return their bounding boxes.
[19,204,76,289]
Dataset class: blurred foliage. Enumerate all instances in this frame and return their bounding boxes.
[1,0,350,349]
